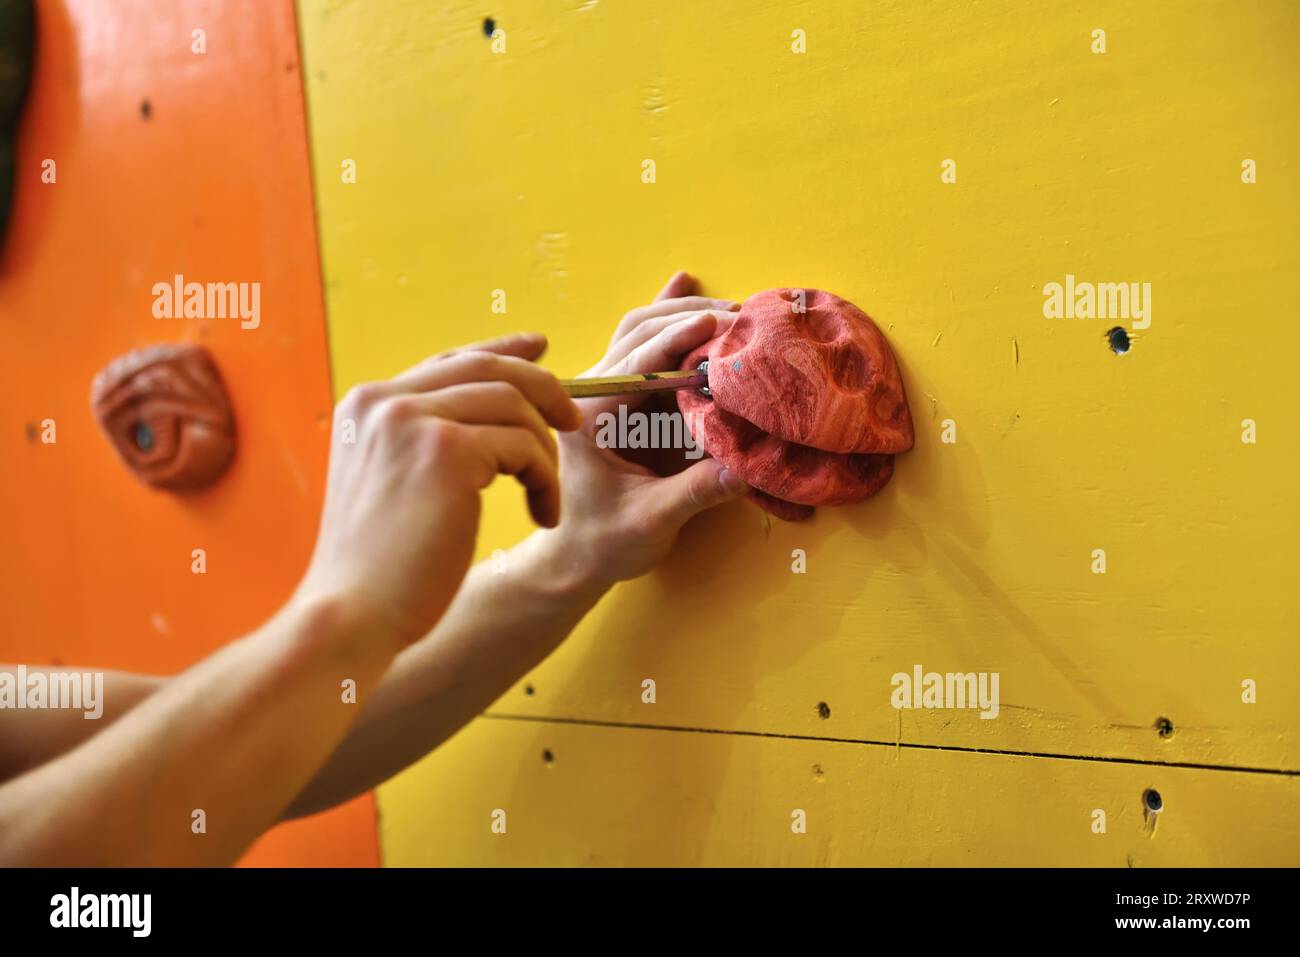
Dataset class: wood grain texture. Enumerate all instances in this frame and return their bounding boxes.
[298,0,1300,863]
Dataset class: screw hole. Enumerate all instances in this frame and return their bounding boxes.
[1143,788,1163,812]
[816,701,831,720]
[1155,716,1174,738]
[1106,326,1131,355]
[139,99,152,120]
[541,748,555,765]
[133,421,155,452]
[482,16,496,37]
[524,683,535,696]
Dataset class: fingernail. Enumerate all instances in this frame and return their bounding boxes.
[727,303,742,311]
[719,468,749,495]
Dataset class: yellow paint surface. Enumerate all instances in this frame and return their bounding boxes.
[383,717,1300,866]
[299,0,1300,863]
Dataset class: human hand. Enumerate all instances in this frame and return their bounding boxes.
[297,334,582,649]
[533,272,750,589]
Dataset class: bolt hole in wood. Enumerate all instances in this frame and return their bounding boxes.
[1155,716,1175,738]
[523,683,535,696]
[816,701,831,719]
[1107,326,1131,355]
[139,99,152,120]
[1143,788,1163,813]
[482,16,495,38]
[542,749,555,766]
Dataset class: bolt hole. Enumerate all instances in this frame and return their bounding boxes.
[1155,716,1174,738]
[541,748,554,765]
[524,683,535,696]
[140,99,152,120]
[1107,326,1131,355]
[482,16,496,37]
[1143,788,1163,812]
[133,421,155,452]
[816,701,831,720]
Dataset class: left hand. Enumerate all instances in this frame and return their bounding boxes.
[533,271,751,587]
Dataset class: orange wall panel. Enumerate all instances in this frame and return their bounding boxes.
[0,0,377,867]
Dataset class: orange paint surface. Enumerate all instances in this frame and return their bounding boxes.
[0,0,377,866]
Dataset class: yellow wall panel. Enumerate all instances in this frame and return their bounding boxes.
[298,0,1299,863]
[384,717,1300,867]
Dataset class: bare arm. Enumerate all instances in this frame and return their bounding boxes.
[0,668,163,786]
[0,274,746,846]
[283,274,747,816]
[283,531,608,817]
[0,597,395,865]
[0,333,581,865]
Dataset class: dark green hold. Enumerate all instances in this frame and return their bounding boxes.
[0,0,35,241]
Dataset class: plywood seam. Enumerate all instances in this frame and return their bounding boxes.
[482,712,1300,778]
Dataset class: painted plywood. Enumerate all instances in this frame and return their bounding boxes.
[384,717,1300,866]
[0,0,377,866]
[298,0,1299,863]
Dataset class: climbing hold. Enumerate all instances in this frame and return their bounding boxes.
[677,288,913,520]
[90,343,236,492]
[0,0,35,241]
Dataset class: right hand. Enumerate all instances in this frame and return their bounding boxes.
[296,333,582,649]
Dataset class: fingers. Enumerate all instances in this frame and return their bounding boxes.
[607,311,722,378]
[609,295,740,348]
[580,312,727,421]
[651,458,749,528]
[593,308,737,375]
[390,332,549,391]
[398,382,558,465]
[463,424,563,528]
[389,350,581,432]
[655,270,697,301]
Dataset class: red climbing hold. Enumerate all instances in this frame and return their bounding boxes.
[677,288,913,520]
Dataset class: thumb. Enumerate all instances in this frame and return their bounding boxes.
[654,458,749,526]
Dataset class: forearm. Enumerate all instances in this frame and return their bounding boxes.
[0,668,164,785]
[0,594,396,865]
[284,530,610,818]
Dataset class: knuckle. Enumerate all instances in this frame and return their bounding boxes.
[484,379,524,404]
[454,349,500,375]
[422,420,467,460]
[374,396,417,427]
[685,476,711,510]
[340,382,383,413]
